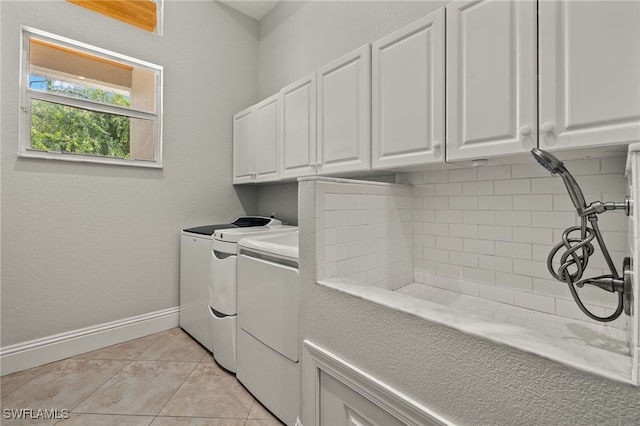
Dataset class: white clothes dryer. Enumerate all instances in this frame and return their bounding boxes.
[209,223,296,373]
[236,231,299,426]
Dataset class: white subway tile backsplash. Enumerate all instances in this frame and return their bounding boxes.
[449,251,479,268]
[495,272,532,291]
[478,254,512,273]
[437,262,464,279]
[478,225,512,242]
[449,224,479,239]
[463,239,495,254]
[478,195,512,210]
[600,156,626,174]
[514,291,555,314]
[513,227,553,245]
[531,211,578,228]
[511,163,553,179]
[450,278,480,296]
[495,241,532,260]
[463,210,494,225]
[464,267,495,284]
[531,177,569,194]
[494,179,531,195]
[436,236,464,251]
[513,194,554,211]
[449,168,478,182]
[477,165,511,181]
[462,180,494,195]
[319,154,629,334]
[423,170,449,184]
[479,282,513,303]
[513,259,552,279]
[494,211,531,226]
[449,196,479,210]
[435,210,463,223]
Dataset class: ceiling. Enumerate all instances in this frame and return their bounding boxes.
[219,1,280,21]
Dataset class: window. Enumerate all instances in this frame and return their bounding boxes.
[20,27,163,168]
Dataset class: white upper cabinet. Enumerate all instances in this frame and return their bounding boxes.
[538,0,640,150]
[281,73,317,179]
[317,45,371,175]
[372,9,445,169]
[446,0,537,161]
[232,94,281,184]
[253,96,281,182]
[232,107,255,184]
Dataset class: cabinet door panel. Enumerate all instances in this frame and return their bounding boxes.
[254,95,280,182]
[372,9,445,169]
[232,108,254,184]
[281,74,317,178]
[318,44,371,175]
[539,0,640,149]
[446,0,536,161]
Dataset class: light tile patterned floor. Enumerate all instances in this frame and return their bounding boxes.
[0,328,284,425]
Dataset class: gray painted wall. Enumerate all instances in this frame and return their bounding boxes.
[0,1,259,347]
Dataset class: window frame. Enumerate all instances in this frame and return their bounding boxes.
[19,26,164,168]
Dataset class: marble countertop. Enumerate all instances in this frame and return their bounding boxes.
[318,278,634,385]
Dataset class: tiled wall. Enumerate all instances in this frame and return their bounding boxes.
[627,146,640,382]
[316,179,414,290]
[398,156,630,329]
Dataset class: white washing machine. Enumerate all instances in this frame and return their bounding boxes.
[180,217,281,351]
[236,231,299,426]
[209,223,296,373]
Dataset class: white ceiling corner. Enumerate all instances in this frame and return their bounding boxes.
[219,1,280,21]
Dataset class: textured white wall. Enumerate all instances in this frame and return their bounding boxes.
[299,178,640,426]
[0,1,259,347]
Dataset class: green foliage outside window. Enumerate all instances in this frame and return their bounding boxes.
[30,78,132,158]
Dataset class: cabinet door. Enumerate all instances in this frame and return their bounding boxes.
[232,107,254,184]
[317,44,371,175]
[319,370,405,426]
[539,0,640,150]
[254,94,281,183]
[446,0,536,161]
[372,9,445,169]
[281,73,317,179]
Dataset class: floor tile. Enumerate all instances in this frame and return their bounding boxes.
[54,413,154,425]
[136,329,207,362]
[150,417,245,426]
[247,400,281,422]
[1,367,42,398]
[75,333,162,360]
[0,359,129,416]
[245,420,286,426]
[158,363,253,418]
[73,361,196,416]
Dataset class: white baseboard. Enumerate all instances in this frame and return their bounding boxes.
[0,307,180,376]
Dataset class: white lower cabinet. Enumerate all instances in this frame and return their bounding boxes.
[319,370,405,426]
[371,8,445,169]
[538,0,640,150]
[302,341,448,426]
[232,94,280,184]
[446,0,537,161]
